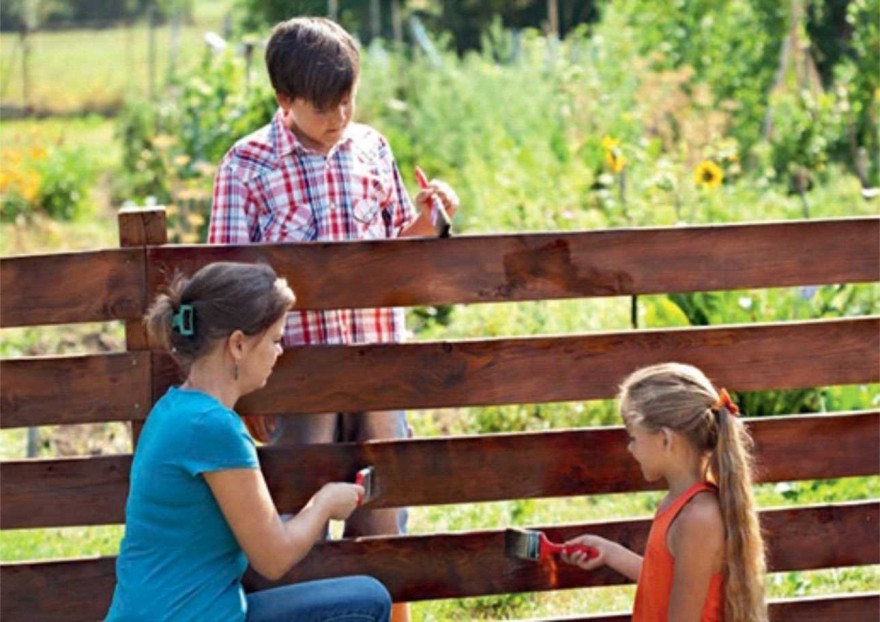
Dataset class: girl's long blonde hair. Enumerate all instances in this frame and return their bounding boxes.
[620,362,767,622]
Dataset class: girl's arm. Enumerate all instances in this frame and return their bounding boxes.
[560,535,643,582]
[667,494,725,621]
[204,468,362,580]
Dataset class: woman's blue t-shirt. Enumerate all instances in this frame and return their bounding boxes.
[106,386,259,622]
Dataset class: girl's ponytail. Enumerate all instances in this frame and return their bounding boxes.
[620,364,768,622]
[713,406,768,622]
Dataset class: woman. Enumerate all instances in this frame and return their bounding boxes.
[106,261,391,621]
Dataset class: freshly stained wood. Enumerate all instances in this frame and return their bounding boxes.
[1,556,117,622]
[0,249,144,327]
[147,218,879,309]
[4,318,875,428]
[226,318,877,416]
[4,502,873,621]
[4,412,876,529]
[0,352,151,429]
[251,501,879,599]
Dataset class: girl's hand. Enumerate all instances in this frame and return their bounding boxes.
[560,535,613,571]
[314,483,363,521]
[415,178,460,219]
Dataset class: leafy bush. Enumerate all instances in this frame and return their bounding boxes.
[1,144,96,222]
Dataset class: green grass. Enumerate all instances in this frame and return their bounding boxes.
[0,3,233,114]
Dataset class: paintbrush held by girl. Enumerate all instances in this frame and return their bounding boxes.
[561,363,767,622]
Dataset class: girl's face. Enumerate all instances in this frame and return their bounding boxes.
[239,315,286,394]
[626,420,668,483]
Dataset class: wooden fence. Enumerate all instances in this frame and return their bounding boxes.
[1,210,878,620]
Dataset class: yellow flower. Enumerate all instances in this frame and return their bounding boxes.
[186,212,205,227]
[173,154,191,168]
[694,160,723,189]
[605,149,627,174]
[601,136,620,151]
[152,134,177,149]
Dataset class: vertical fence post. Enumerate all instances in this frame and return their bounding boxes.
[118,206,167,448]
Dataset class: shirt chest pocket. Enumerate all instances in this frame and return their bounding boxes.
[351,196,389,240]
[250,171,316,242]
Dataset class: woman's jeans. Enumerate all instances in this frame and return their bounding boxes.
[246,575,391,622]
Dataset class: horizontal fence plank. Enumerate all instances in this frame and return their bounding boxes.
[3,502,875,621]
[544,592,880,622]
[7,318,874,428]
[0,352,151,429]
[3,412,876,529]
[148,217,880,309]
[255,501,880,599]
[0,249,145,328]
[227,317,879,416]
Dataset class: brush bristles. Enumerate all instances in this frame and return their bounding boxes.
[504,528,542,561]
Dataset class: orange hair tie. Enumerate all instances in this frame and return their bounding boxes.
[713,388,739,416]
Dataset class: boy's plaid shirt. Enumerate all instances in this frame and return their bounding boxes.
[208,109,416,346]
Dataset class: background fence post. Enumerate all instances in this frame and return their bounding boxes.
[118,206,167,448]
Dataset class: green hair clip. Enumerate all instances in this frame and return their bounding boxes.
[171,304,195,336]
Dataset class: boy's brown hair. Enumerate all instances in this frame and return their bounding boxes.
[265,17,360,110]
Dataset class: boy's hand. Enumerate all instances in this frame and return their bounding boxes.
[416,178,459,219]
[560,535,611,571]
[405,178,459,237]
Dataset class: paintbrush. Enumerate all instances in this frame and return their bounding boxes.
[355,466,378,506]
[415,166,452,238]
[504,527,598,562]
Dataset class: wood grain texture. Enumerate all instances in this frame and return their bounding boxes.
[0,352,151,429]
[3,502,875,621]
[147,218,880,309]
[0,249,145,327]
[118,207,167,352]
[3,412,875,529]
[118,207,167,448]
[225,318,877,416]
[7,318,873,429]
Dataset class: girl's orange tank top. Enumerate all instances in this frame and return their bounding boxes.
[632,481,724,622]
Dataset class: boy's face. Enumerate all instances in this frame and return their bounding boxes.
[278,88,356,155]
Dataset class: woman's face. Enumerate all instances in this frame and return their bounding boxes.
[239,315,286,394]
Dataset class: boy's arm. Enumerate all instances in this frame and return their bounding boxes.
[208,157,259,244]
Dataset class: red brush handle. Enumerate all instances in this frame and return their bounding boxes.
[414,166,451,235]
[414,166,430,190]
[540,534,598,559]
[355,469,367,507]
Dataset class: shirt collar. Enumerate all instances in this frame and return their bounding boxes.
[272,108,354,160]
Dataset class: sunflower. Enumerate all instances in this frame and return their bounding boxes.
[694,160,723,189]
[605,149,627,173]
[602,136,626,173]
[601,136,620,151]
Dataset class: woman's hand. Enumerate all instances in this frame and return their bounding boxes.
[314,482,364,521]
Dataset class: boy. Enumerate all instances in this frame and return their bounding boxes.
[209,17,458,621]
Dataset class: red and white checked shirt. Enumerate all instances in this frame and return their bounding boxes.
[208,109,416,346]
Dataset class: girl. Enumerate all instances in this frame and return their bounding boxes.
[561,363,767,622]
[106,262,391,622]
